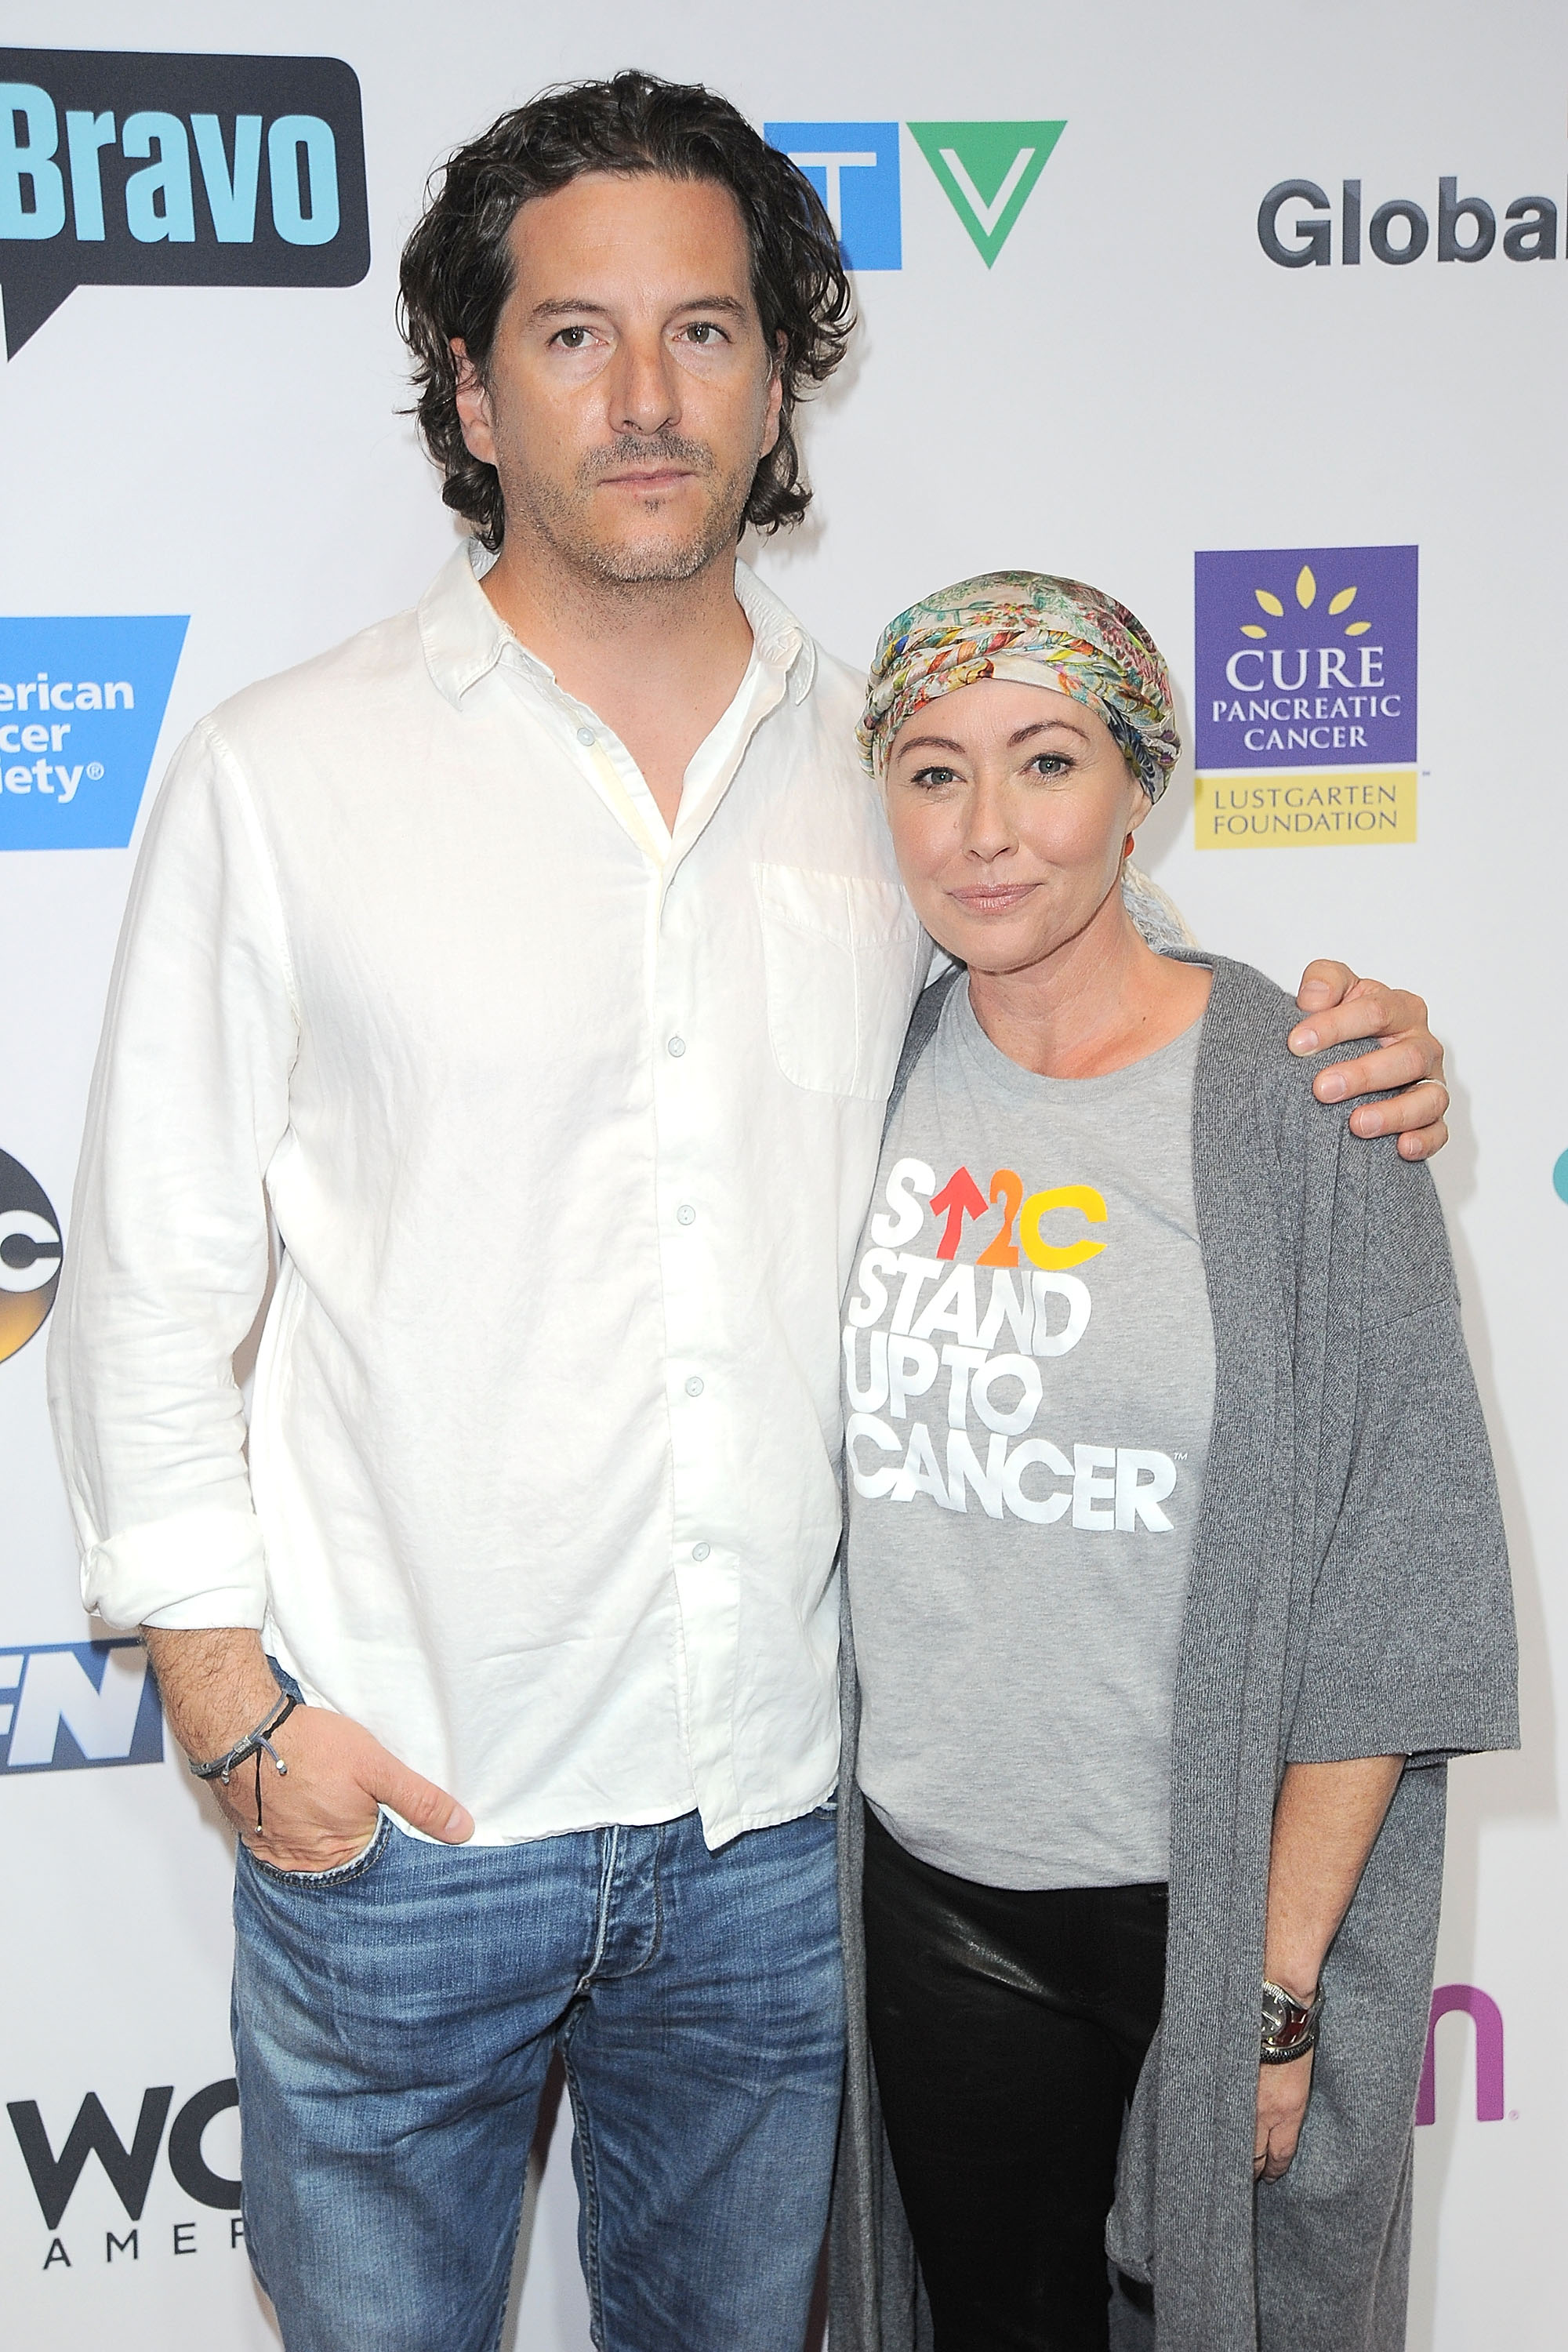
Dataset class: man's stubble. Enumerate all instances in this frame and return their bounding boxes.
[507,431,757,590]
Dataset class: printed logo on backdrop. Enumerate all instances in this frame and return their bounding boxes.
[0,1641,163,1773]
[0,49,369,356]
[1417,1984,1508,2127]
[0,615,187,848]
[1192,546,1417,851]
[0,1149,60,1360]
[1259,175,1561,270]
[7,2076,240,2271]
[764,120,1065,269]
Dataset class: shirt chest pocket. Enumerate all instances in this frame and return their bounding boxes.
[755,862,924,1103]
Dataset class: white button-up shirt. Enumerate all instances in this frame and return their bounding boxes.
[49,548,929,1845]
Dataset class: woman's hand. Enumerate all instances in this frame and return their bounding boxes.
[1255,2051,1314,2182]
[1256,1757,1405,2185]
[1289,962,1449,1158]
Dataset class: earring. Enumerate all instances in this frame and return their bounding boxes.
[1123,833,1135,858]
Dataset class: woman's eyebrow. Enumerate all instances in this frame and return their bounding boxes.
[895,714,1091,761]
[895,731,967,757]
[1007,716,1088,747]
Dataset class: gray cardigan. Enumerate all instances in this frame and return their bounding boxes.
[829,954,1518,2352]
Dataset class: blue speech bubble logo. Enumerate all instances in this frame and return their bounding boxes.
[0,615,187,848]
[0,49,369,356]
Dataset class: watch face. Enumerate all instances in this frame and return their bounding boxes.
[1263,1983,1316,2035]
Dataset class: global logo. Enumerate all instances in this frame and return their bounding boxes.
[0,1149,61,1362]
[0,615,187,848]
[763,120,1066,270]
[0,1641,163,1773]
[1192,545,1418,850]
[1260,176,1563,269]
[0,49,370,357]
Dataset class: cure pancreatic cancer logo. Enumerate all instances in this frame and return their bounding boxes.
[0,1149,61,1365]
[1192,544,1418,851]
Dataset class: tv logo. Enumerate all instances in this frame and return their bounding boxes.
[0,1149,60,1362]
[0,615,187,848]
[766,122,902,270]
[0,1642,163,1773]
[764,120,1065,270]
[1192,544,1418,851]
[0,49,369,356]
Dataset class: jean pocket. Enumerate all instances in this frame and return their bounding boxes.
[242,1809,393,1890]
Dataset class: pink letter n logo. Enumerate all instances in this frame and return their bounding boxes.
[1417,1984,1504,2125]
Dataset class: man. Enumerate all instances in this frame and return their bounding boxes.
[48,71,1450,2352]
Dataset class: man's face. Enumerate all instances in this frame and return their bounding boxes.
[454,171,782,586]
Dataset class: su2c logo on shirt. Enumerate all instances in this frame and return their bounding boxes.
[0,1149,60,1363]
[844,1154,1178,1527]
[0,49,369,355]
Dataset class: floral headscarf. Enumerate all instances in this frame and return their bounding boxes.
[857,571,1180,802]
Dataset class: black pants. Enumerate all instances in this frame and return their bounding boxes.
[862,1806,1168,2352]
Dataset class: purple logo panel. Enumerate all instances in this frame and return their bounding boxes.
[1417,1983,1505,2125]
[1195,544,1417,771]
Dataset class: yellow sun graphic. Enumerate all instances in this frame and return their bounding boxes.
[1237,564,1371,641]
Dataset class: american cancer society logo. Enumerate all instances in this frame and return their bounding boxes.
[0,615,186,849]
[1192,545,1417,849]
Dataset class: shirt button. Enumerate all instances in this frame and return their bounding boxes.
[691,1541,711,1562]
[685,1376,704,1397]
[575,726,595,746]
[667,1036,687,1057]
[676,1203,696,1225]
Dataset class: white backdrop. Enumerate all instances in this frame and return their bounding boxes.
[2,5,1563,2346]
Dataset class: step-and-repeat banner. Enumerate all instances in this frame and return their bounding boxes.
[2,5,1562,2346]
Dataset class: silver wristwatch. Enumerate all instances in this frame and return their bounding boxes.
[1260,1978,1323,2063]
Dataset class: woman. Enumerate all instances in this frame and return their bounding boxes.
[829,574,1517,2352]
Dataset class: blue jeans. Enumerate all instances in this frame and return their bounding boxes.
[233,1803,843,2352]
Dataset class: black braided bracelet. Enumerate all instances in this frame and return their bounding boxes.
[188,1690,299,1835]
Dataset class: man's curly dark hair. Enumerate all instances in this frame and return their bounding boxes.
[398,71,855,551]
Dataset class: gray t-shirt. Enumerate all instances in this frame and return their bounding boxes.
[844,980,1217,1889]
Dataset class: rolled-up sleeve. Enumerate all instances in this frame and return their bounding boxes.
[46,720,298,1630]
[1287,1141,1519,1765]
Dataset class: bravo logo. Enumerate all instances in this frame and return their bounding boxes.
[0,49,369,356]
[0,615,187,848]
[1192,545,1418,851]
[0,1641,164,1773]
[764,119,1065,270]
[0,1149,60,1362]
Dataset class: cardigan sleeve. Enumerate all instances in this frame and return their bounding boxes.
[1286,1137,1519,1764]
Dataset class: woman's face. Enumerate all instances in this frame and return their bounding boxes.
[883,675,1148,977]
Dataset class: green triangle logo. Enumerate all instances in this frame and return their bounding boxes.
[907,121,1066,266]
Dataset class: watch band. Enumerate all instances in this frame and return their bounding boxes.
[1261,1976,1323,2063]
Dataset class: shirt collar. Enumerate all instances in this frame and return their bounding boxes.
[733,557,817,702]
[418,539,818,710]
